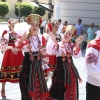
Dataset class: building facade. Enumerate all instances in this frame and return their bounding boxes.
[53,0,100,26]
[1,0,100,26]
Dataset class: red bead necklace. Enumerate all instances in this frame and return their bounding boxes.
[30,36,39,49]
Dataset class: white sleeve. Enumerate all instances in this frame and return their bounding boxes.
[4,33,9,41]
[0,33,9,51]
[43,33,49,41]
[1,33,9,46]
[46,37,55,55]
[95,31,100,39]
[73,44,82,58]
[84,47,100,81]
[73,50,82,58]
[22,44,29,52]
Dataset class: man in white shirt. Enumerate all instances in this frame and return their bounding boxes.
[84,37,100,100]
[40,19,47,34]
[56,19,63,34]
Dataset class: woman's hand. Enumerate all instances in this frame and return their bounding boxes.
[75,36,84,46]
[11,47,18,55]
[50,33,57,42]
[20,32,29,44]
[79,78,83,83]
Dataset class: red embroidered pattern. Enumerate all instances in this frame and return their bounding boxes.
[34,72,43,100]
[64,67,77,100]
[86,53,98,65]
[30,36,40,49]
[61,42,74,56]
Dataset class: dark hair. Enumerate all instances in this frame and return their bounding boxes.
[65,21,68,23]
[58,19,61,23]
[90,23,94,26]
[64,21,68,25]
[78,19,82,22]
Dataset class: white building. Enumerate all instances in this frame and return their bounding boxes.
[53,0,100,26]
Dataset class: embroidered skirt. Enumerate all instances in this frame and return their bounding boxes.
[0,49,23,83]
[19,52,49,100]
[49,56,80,100]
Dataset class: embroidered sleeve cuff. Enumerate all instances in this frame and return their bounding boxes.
[15,36,29,49]
[73,46,80,55]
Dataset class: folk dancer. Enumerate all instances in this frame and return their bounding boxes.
[0,19,24,98]
[46,25,83,100]
[14,14,50,100]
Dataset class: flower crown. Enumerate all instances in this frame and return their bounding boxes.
[27,14,42,25]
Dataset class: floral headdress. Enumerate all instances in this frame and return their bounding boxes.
[27,14,42,25]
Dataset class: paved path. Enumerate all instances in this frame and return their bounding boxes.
[0,50,86,100]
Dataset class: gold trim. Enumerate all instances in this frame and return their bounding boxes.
[28,14,41,24]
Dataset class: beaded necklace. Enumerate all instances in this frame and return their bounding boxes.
[61,41,73,61]
[27,35,41,60]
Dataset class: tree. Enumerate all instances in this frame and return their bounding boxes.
[15,2,34,17]
[34,6,46,16]
[0,2,10,17]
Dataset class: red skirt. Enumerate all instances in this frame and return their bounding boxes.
[48,55,56,65]
[0,46,24,82]
[64,67,78,100]
[2,49,23,68]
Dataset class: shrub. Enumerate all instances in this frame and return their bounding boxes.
[15,2,34,17]
[34,6,46,16]
[0,2,10,17]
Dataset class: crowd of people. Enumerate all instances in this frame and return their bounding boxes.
[0,13,100,100]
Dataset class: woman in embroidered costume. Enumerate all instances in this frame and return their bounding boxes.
[16,14,49,100]
[44,20,62,42]
[44,21,61,71]
[47,25,83,100]
[0,19,24,98]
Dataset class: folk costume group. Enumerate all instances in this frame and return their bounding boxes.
[0,14,87,100]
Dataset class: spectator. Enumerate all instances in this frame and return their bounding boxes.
[62,21,68,33]
[86,23,97,43]
[57,19,63,34]
[40,19,47,34]
[45,19,52,34]
[75,19,84,36]
[75,19,84,49]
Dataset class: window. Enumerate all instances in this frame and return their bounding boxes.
[17,0,22,2]
[1,0,6,2]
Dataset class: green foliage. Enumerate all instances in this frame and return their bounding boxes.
[15,2,34,17]
[34,6,46,16]
[0,2,10,17]
[0,19,5,22]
